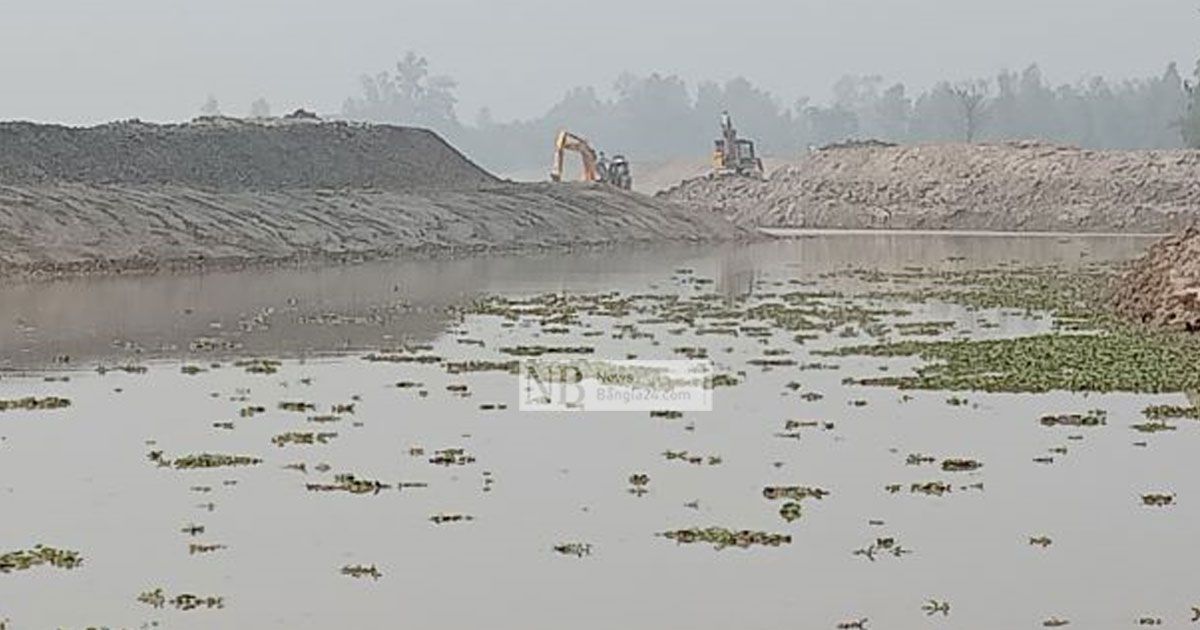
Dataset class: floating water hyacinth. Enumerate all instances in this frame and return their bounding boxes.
[659,527,792,550]
[138,588,225,611]
[341,564,382,580]
[235,359,281,374]
[941,458,983,472]
[910,481,953,497]
[553,543,592,558]
[1142,493,1175,507]
[154,452,262,470]
[779,502,803,523]
[762,486,829,501]
[429,448,475,466]
[188,543,226,555]
[1131,420,1176,434]
[306,474,391,495]
[271,431,338,447]
[1040,410,1107,427]
[0,546,83,573]
[853,537,912,562]
[430,513,474,524]
[1142,405,1200,420]
[922,599,951,617]
[628,473,650,496]
[0,397,70,412]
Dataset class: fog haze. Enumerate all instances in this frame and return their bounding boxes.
[1,0,1196,124]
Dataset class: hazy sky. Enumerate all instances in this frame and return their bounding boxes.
[1,0,1197,125]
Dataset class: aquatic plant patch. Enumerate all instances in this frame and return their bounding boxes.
[0,546,82,573]
[832,329,1200,393]
[0,397,70,412]
[659,527,792,550]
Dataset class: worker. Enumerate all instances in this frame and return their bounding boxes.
[596,152,610,183]
[721,110,731,130]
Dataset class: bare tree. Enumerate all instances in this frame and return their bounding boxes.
[951,80,990,142]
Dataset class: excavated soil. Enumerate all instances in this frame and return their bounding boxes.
[1113,226,1200,330]
[0,119,739,278]
[0,118,497,191]
[660,141,1200,233]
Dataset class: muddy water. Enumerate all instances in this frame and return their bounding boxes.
[3,233,1195,630]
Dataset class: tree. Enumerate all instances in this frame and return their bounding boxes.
[343,51,460,130]
[474,106,494,129]
[343,55,1191,173]
[798,104,859,147]
[950,80,990,142]
[200,95,221,116]
[611,72,696,157]
[873,83,912,142]
[910,82,961,141]
[250,98,271,118]
[1181,60,1200,148]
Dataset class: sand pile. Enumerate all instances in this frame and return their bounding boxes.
[660,141,1200,233]
[1113,227,1200,330]
[0,119,739,278]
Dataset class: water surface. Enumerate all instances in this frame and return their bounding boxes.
[3,233,1193,630]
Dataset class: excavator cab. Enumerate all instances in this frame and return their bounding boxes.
[736,139,758,164]
[607,155,633,190]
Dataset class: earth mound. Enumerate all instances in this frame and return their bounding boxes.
[1114,227,1200,330]
[0,119,740,278]
[660,142,1200,233]
[0,117,496,191]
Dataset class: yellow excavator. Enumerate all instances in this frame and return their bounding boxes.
[712,111,764,178]
[550,130,632,190]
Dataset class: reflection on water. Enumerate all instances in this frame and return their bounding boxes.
[2,233,1186,630]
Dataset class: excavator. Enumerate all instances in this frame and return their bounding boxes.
[549,130,632,190]
[712,111,764,178]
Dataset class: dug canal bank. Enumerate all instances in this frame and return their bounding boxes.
[661,141,1200,233]
[1114,225,1200,330]
[0,118,742,280]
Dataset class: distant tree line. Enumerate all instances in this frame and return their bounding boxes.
[339,52,1198,173]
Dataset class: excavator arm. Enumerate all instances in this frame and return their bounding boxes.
[550,130,599,183]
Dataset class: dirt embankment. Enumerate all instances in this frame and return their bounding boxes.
[1114,227,1200,330]
[660,141,1200,233]
[0,118,739,278]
